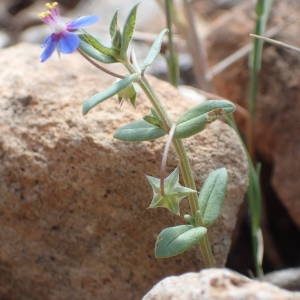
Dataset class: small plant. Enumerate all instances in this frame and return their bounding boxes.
[39,2,236,267]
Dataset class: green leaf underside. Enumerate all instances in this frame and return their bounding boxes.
[198,168,228,226]
[114,120,166,141]
[82,73,138,115]
[174,100,236,139]
[79,41,117,64]
[141,29,168,71]
[80,33,117,58]
[155,225,207,258]
[121,4,139,56]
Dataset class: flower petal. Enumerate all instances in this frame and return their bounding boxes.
[58,32,80,53]
[40,34,58,62]
[67,15,99,30]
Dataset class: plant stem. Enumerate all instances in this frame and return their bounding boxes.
[247,0,273,276]
[164,0,180,86]
[248,0,273,152]
[78,49,125,79]
[124,62,215,267]
[160,124,176,196]
[172,138,215,267]
[227,114,264,276]
[142,76,215,267]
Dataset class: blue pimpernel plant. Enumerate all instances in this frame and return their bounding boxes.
[40,2,235,267]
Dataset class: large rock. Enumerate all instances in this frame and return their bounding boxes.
[0,43,248,299]
[207,0,300,227]
[143,268,300,300]
[262,268,300,291]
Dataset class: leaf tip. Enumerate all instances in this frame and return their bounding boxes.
[82,102,90,115]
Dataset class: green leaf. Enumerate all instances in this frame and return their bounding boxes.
[121,4,139,56]
[178,100,236,124]
[80,33,117,58]
[174,100,236,139]
[183,214,195,225]
[79,41,117,64]
[155,225,207,258]
[82,73,138,115]
[109,11,119,38]
[198,168,228,226]
[247,161,262,233]
[143,109,162,127]
[174,114,208,139]
[109,11,122,50]
[112,30,122,50]
[143,115,161,127]
[141,29,168,71]
[114,120,166,141]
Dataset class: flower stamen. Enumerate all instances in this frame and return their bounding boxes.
[38,11,51,19]
[45,2,58,9]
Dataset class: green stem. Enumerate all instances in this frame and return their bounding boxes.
[125,61,215,267]
[164,0,179,87]
[227,114,263,276]
[246,0,273,276]
[172,139,215,267]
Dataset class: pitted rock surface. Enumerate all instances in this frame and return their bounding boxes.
[143,268,300,300]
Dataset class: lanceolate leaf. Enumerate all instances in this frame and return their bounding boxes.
[198,168,228,226]
[112,30,122,49]
[79,41,117,64]
[155,225,207,258]
[177,100,236,124]
[121,4,139,56]
[80,33,117,58]
[109,11,122,49]
[141,29,168,71]
[114,120,166,141]
[174,114,208,139]
[82,73,138,115]
[143,115,161,127]
[248,161,262,233]
[143,109,163,127]
[109,11,119,38]
[174,100,236,139]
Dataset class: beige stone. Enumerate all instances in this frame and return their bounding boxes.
[0,43,248,299]
[143,268,300,300]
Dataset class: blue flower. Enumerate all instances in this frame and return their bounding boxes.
[39,2,99,62]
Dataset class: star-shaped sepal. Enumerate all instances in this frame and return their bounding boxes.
[117,82,138,107]
[146,168,196,215]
